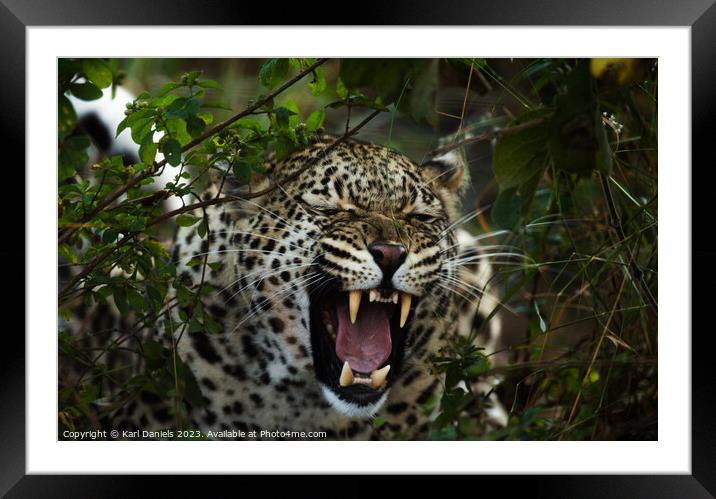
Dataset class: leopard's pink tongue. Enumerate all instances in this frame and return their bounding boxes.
[335,300,392,374]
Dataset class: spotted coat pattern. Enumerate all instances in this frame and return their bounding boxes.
[72,136,506,439]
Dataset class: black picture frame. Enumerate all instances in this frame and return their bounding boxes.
[4,0,713,494]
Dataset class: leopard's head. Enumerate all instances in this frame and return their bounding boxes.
[237,136,466,417]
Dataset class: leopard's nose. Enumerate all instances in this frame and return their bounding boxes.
[368,242,407,281]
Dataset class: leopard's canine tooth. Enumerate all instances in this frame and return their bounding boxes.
[399,293,412,328]
[370,365,391,388]
[349,290,362,324]
[340,361,354,387]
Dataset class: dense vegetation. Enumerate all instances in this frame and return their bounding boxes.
[58,58,657,440]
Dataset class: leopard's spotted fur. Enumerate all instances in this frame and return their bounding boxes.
[63,135,506,439]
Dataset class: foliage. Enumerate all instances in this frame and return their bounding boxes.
[425,58,657,440]
[57,58,657,440]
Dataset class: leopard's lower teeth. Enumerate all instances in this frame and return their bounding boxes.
[338,363,391,389]
[370,365,391,388]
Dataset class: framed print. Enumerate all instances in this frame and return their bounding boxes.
[4,0,713,494]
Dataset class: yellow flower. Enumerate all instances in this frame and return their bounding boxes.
[591,58,638,85]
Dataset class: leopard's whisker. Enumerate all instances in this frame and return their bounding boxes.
[219,253,324,302]
[231,271,322,328]
[437,273,488,296]
[230,272,324,332]
[175,248,309,265]
[433,281,483,308]
[435,277,516,315]
[438,230,512,253]
[221,262,319,305]
[436,206,490,241]
[440,243,523,256]
[226,198,319,242]
[444,251,532,264]
[214,229,315,253]
[446,260,529,268]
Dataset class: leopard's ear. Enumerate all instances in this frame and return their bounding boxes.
[419,149,468,193]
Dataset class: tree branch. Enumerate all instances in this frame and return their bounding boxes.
[58,58,329,246]
[428,117,545,157]
[58,108,383,304]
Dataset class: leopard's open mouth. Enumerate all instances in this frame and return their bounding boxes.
[308,279,418,407]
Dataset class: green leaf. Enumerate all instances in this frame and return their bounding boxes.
[101,228,119,244]
[69,82,103,101]
[305,110,325,132]
[259,58,290,88]
[595,113,614,174]
[197,219,208,238]
[340,59,421,106]
[274,107,296,130]
[166,97,200,120]
[204,315,223,334]
[138,132,157,165]
[58,243,78,264]
[491,187,522,229]
[112,286,129,315]
[445,364,462,389]
[127,288,146,311]
[179,357,206,407]
[176,214,201,227]
[79,384,100,403]
[197,112,214,125]
[198,79,223,90]
[275,136,296,161]
[307,66,327,95]
[201,100,232,111]
[117,108,155,138]
[335,77,348,100]
[158,82,183,96]
[408,59,439,126]
[548,61,604,175]
[186,115,206,138]
[162,138,182,166]
[130,117,154,145]
[58,95,77,136]
[207,261,223,271]
[493,122,549,190]
[164,117,192,147]
[82,59,113,89]
[58,135,90,181]
[143,340,165,370]
[232,161,254,184]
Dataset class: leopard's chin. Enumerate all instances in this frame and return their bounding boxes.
[307,277,418,415]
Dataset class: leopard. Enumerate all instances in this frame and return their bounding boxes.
[61,133,507,440]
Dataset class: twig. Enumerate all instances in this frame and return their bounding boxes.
[483,357,656,376]
[58,235,135,303]
[58,108,383,304]
[428,117,545,157]
[563,275,627,437]
[58,58,329,246]
[599,173,658,312]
